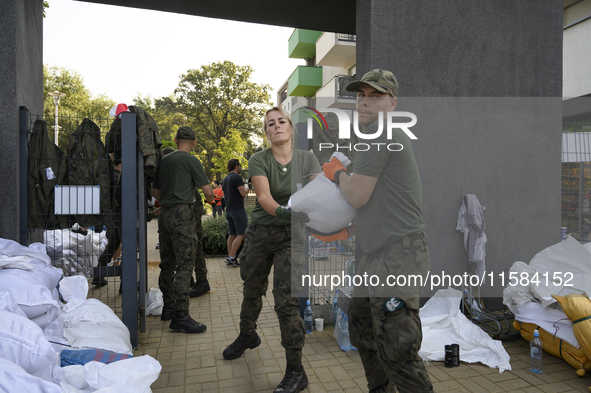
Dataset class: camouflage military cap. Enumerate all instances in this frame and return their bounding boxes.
[162,147,176,155]
[176,126,195,140]
[346,69,399,97]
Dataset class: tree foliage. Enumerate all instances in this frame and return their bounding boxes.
[43,65,116,145]
[169,61,272,179]
[131,93,185,143]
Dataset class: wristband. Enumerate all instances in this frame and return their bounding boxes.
[333,169,348,186]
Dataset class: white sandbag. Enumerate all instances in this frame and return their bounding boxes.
[146,287,163,316]
[29,242,49,255]
[43,316,68,354]
[0,254,36,270]
[59,275,89,313]
[0,263,63,291]
[63,299,132,355]
[85,355,161,392]
[512,300,578,348]
[60,365,89,391]
[503,237,591,310]
[44,226,102,278]
[0,237,52,267]
[289,172,355,233]
[0,358,61,393]
[0,309,61,383]
[419,288,511,373]
[60,356,161,393]
[0,270,60,324]
[0,291,28,318]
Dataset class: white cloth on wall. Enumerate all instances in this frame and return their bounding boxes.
[456,194,487,282]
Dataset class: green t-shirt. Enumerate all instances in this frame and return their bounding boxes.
[249,148,322,226]
[353,120,425,252]
[153,151,209,207]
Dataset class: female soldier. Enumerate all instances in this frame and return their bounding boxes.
[222,107,321,393]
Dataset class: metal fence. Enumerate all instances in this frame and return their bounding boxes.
[20,107,147,347]
[305,229,355,305]
[336,33,356,42]
[561,123,591,242]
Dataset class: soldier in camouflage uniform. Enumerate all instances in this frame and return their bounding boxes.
[161,147,209,298]
[151,127,214,334]
[223,107,321,393]
[323,70,434,393]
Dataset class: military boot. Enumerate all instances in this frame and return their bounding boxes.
[273,363,308,393]
[169,310,207,333]
[161,302,174,321]
[222,331,261,360]
[190,279,211,298]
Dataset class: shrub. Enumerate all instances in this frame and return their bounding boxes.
[201,206,254,256]
[202,215,229,256]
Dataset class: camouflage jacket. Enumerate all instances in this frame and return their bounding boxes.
[65,118,114,229]
[28,119,69,229]
[105,105,163,179]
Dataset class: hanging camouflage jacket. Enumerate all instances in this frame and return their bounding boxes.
[27,119,69,229]
[65,118,114,229]
[105,105,163,179]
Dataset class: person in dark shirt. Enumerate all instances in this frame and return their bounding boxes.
[221,159,248,266]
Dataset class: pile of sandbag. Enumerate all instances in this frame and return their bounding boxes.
[44,223,108,278]
[504,237,591,376]
[0,237,161,392]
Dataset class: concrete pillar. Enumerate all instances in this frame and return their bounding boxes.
[355,0,563,301]
[0,0,43,241]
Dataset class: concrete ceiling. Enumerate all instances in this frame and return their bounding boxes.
[76,0,356,34]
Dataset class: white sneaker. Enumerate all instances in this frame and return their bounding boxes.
[225,256,235,265]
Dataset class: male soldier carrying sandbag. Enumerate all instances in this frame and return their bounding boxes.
[323,70,434,393]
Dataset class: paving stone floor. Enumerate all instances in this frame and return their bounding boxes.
[125,219,591,393]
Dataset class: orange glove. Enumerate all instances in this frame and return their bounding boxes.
[323,157,347,182]
[310,227,350,242]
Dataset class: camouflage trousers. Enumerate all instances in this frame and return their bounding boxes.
[192,198,206,281]
[158,204,198,311]
[239,222,306,365]
[349,232,433,393]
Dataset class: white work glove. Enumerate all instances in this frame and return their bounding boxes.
[330,152,351,167]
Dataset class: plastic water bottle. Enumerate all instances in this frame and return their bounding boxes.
[530,329,543,373]
[333,289,339,324]
[304,300,313,334]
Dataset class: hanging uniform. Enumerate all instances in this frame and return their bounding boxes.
[65,118,114,230]
[28,119,68,229]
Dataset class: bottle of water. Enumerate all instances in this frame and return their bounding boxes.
[530,329,543,373]
[333,289,339,325]
[304,300,313,334]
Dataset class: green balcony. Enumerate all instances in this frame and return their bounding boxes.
[288,29,322,59]
[288,66,322,97]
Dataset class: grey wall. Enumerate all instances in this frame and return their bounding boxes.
[0,0,43,241]
[357,0,563,299]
